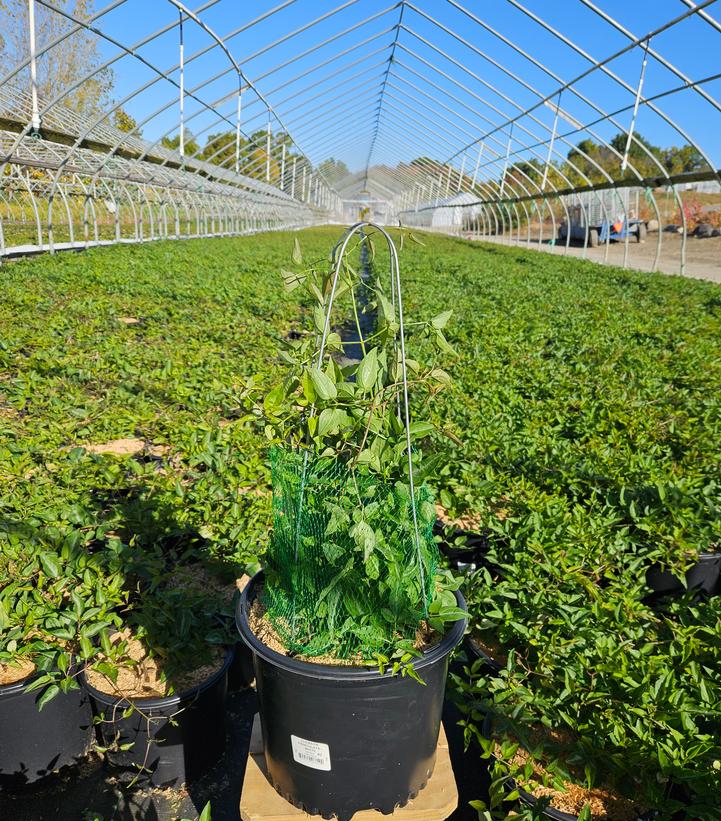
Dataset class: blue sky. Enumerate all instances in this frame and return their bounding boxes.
[92,0,721,175]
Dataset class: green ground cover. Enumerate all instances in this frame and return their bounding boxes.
[393,232,721,815]
[0,230,337,565]
[2,227,721,816]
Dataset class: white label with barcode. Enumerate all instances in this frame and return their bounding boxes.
[290,734,331,771]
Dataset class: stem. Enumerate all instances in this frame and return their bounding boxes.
[349,280,367,358]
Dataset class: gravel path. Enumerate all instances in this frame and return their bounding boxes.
[474,233,721,283]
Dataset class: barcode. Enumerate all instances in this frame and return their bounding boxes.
[291,734,331,771]
[297,753,326,765]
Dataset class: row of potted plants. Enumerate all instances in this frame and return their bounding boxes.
[435,517,721,820]
[0,523,246,789]
[384,229,721,819]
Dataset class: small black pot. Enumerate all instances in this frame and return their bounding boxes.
[227,640,255,691]
[646,552,721,597]
[0,669,93,786]
[237,571,466,821]
[481,715,656,821]
[434,522,489,573]
[217,609,255,691]
[515,785,656,821]
[81,648,233,787]
[463,634,504,677]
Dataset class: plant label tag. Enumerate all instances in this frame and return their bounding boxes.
[290,734,331,771]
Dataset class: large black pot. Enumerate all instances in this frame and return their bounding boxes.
[237,571,466,821]
[0,669,93,786]
[81,648,233,787]
[646,552,721,597]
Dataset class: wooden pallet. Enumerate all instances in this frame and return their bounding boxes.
[240,715,458,821]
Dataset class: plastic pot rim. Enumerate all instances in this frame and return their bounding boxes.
[236,570,467,682]
[463,634,504,674]
[0,659,83,698]
[0,671,40,698]
[653,551,721,569]
[79,646,235,710]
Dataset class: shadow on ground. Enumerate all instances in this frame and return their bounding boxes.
[0,689,258,821]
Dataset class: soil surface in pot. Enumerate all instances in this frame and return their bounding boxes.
[85,630,226,699]
[496,726,649,820]
[435,503,484,531]
[435,500,511,530]
[248,585,441,666]
[0,658,36,686]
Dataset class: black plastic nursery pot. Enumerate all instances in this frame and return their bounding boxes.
[646,552,721,597]
[0,669,93,786]
[481,715,657,821]
[463,634,504,677]
[217,608,255,692]
[514,785,656,821]
[81,648,234,788]
[236,571,467,821]
[434,522,489,573]
[227,640,255,691]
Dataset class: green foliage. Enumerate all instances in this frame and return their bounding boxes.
[393,230,721,815]
[3,227,721,810]
[0,523,127,703]
[0,230,337,690]
[162,130,201,157]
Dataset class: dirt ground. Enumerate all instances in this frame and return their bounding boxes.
[472,232,721,283]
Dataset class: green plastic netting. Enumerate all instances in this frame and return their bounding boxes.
[261,446,439,659]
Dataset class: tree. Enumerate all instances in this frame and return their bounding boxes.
[661,144,705,175]
[0,0,113,119]
[113,108,139,135]
[317,157,350,185]
[161,130,200,158]
[565,132,707,182]
[201,130,242,167]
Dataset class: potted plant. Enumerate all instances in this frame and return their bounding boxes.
[235,223,467,820]
[452,549,721,819]
[645,544,720,598]
[0,526,124,785]
[81,580,236,787]
[162,551,256,690]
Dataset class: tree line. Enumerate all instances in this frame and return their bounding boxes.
[405,132,707,199]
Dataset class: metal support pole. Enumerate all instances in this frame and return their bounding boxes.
[622,41,650,173]
[542,96,560,190]
[280,143,286,191]
[28,0,41,132]
[471,143,483,188]
[179,11,185,156]
[500,129,513,198]
[457,155,465,192]
[234,80,242,174]
[301,166,307,201]
[266,118,271,182]
[291,157,297,199]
